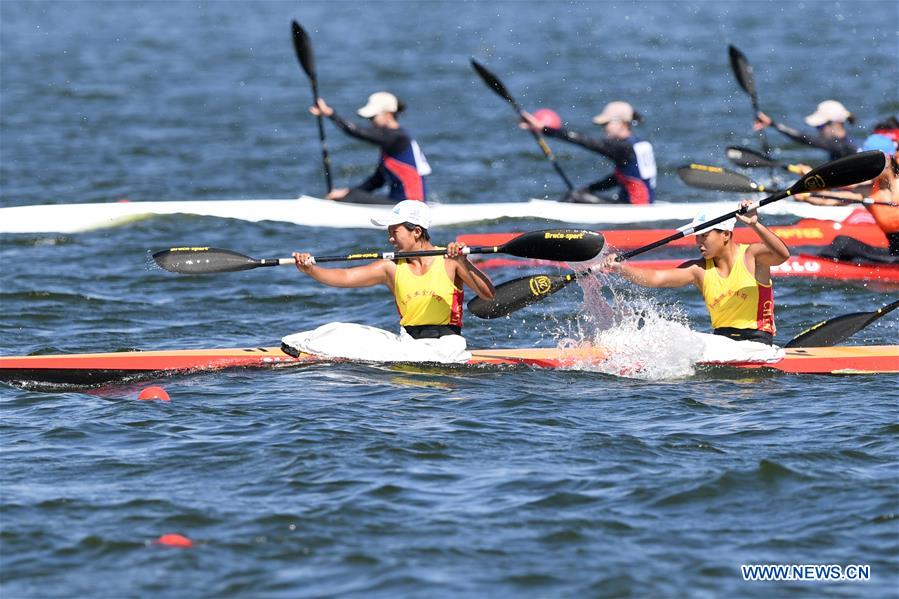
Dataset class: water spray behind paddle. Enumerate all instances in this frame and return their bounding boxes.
[557,252,703,379]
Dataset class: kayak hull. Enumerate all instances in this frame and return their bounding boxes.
[0,196,857,234]
[2,344,896,389]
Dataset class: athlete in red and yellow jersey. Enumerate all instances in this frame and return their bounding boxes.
[291,201,494,340]
[602,200,790,344]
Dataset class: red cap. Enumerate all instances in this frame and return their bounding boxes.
[533,108,562,129]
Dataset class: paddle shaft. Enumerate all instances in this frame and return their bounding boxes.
[292,21,333,192]
[310,79,333,192]
[679,163,897,206]
[729,45,772,161]
[471,59,575,190]
[252,240,594,266]
[617,194,785,261]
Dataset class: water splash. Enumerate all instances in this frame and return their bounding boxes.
[556,265,704,380]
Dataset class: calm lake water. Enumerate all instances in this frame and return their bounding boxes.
[1,1,897,597]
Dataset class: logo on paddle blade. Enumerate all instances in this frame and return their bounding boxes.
[802,174,826,191]
[529,275,553,296]
[544,231,587,241]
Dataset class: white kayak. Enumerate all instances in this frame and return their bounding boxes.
[0,195,857,234]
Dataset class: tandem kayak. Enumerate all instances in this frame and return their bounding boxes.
[0,196,859,234]
[1,343,897,390]
[457,218,888,250]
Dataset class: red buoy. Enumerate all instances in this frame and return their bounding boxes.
[155,533,193,548]
[138,386,170,401]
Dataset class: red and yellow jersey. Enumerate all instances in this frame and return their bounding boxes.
[701,244,775,334]
[393,255,463,328]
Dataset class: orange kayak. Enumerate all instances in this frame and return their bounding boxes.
[1,344,896,389]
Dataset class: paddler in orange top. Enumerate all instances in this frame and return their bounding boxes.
[602,200,790,346]
[800,132,899,263]
[282,200,495,362]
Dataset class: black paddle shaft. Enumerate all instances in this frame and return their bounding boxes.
[154,229,605,276]
[470,59,575,191]
[728,44,772,161]
[292,20,333,192]
[626,151,887,261]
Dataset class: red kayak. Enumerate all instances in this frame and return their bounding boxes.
[457,218,887,250]
[473,254,899,283]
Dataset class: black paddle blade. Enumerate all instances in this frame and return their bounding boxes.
[786,299,899,348]
[499,230,604,262]
[468,272,576,319]
[470,58,516,106]
[677,163,763,193]
[291,20,316,80]
[726,145,777,169]
[790,151,886,194]
[153,247,260,274]
[728,44,756,98]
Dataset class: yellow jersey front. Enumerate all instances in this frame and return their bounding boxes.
[393,255,464,328]
[701,244,775,334]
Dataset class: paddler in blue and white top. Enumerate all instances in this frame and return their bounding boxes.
[520,101,657,204]
[311,92,431,205]
[282,200,495,362]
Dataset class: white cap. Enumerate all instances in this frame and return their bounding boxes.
[592,101,635,125]
[804,100,852,127]
[370,200,431,229]
[357,91,399,118]
[691,211,735,233]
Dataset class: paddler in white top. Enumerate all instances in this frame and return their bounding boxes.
[282,200,495,362]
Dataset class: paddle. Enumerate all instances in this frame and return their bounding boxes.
[291,20,333,193]
[470,58,575,192]
[786,298,899,348]
[153,229,604,275]
[677,163,896,207]
[725,145,805,174]
[728,44,772,161]
[469,151,887,318]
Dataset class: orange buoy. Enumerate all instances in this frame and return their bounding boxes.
[138,386,170,401]
[155,533,193,548]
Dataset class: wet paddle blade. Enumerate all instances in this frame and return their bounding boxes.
[786,299,899,348]
[725,145,778,169]
[153,247,262,274]
[468,272,576,319]
[677,163,764,193]
[790,151,886,194]
[291,21,317,80]
[728,45,756,100]
[470,59,517,107]
[498,230,605,262]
